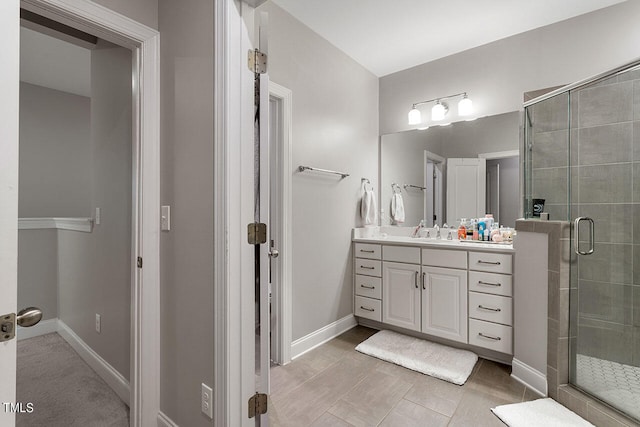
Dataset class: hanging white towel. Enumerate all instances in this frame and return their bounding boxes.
[391,192,405,224]
[361,183,377,226]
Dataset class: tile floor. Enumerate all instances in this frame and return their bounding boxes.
[269,326,539,427]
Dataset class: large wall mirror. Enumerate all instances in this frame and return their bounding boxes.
[380,111,521,228]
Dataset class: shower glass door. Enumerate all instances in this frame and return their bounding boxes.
[569,65,640,422]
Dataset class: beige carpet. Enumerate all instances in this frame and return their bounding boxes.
[16,332,129,427]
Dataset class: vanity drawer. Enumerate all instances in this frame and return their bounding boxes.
[469,252,512,274]
[355,296,382,322]
[469,271,513,297]
[355,243,382,260]
[422,248,467,269]
[469,292,512,326]
[383,245,420,264]
[355,275,382,299]
[355,259,382,277]
[468,319,513,355]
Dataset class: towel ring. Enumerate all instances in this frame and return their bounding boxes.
[362,178,373,192]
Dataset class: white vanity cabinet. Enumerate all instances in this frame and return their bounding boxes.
[354,243,383,322]
[353,238,515,357]
[382,261,421,331]
[467,251,514,354]
[421,266,468,343]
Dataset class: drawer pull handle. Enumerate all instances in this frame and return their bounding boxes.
[360,284,375,289]
[478,305,501,312]
[478,260,501,265]
[422,272,426,290]
[360,249,375,253]
[478,280,501,287]
[360,266,375,270]
[478,332,501,341]
[360,306,375,312]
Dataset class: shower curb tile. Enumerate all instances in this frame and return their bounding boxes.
[558,386,589,417]
[587,402,634,427]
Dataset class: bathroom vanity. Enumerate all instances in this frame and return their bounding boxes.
[353,228,514,361]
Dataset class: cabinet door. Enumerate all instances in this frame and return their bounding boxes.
[421,266,468,343]
[382,262,421,331]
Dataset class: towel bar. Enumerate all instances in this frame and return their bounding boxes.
[298,165,349,178]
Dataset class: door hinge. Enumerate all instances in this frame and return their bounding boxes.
[137,257,143,268]
[247,222,267,245]
[248,48,267,74]
[248,392,268,418]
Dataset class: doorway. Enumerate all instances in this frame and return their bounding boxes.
[17,18,132,425]
[0,1,160,425]
[424,151,444,227]
[268,81,292,367]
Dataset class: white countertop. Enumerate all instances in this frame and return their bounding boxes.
[352,227,514,253]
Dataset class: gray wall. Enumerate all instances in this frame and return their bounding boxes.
[58,40,132,381]
[257,2,379,341]
[158,0,214,425]
[379,1,640,135]
[18,230,58,321]
[19,83,91,218]
[91,0,158,29]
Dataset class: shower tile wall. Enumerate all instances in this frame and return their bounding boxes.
[530,93,570,223]
[570,72,640,370]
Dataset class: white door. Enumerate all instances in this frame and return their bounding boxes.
[421,266,468,343]
[382,262,421,331]
[0,2,20,425]
[256,11,271,426]
[446,158,486,224]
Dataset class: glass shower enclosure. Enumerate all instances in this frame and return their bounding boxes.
[524,64,640,422]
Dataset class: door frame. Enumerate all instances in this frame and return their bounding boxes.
[214,1,256,426]
[268,81,293,366]
[15,1,160,425]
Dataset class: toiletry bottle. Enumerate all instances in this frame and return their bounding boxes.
[457,218,467,240]
[483,228,489,242]
[478,220,486,240]
[467,219,474,239]
[472,221,479,240]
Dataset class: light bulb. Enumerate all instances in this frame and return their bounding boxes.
[431,101,447,121]
[408,107,421,125]
[458,94,473,116]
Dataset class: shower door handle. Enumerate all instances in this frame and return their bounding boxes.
[574,217,594,255]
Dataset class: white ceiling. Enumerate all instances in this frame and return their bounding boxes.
[21,26,91,97]
[272,0,626,77]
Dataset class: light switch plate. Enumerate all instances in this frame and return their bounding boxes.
[95,207,101,225]
[161,205,170,231]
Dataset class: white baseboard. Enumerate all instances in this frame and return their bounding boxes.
[511,358,547,396]
[17,317,59,340]
[291,314,357,360]
[57,320,130,405]
[157,411,179,427]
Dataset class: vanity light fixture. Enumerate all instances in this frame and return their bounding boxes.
[408,92,473,125]
[408,106,421,125]
[431,100,448,121]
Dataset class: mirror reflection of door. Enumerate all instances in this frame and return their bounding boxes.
[18,14,132,426]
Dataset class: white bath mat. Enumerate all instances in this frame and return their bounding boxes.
[354,329,477,385]
[492,398,595,427]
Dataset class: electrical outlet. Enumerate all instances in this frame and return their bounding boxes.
[201,383,213,419]
[95,207,101,225]
[95,314,101,333]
